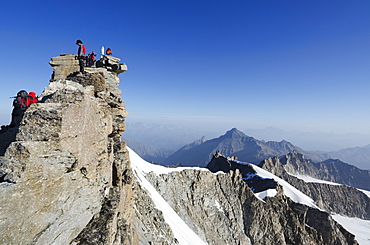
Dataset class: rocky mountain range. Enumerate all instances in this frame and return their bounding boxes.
[1,54,369,244]
[133,149,361,245]
[162,128,329,167]
[258,152,370,216]
[207,152,370,220]
[328,144,370,170]
[271,151,370,191]
[126,124,370,170]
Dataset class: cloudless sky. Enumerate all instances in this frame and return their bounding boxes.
[1,0,370,148]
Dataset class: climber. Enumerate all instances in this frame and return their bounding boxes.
[76,39,87,75]
[8,91,39,128]
[9,90,29,128]
[87,52,96,67]
[105,48,112,55]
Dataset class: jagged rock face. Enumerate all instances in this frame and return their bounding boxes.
[0,61,132,245]
[279,151,370,191]
[144,167,358,245]
[316,159,370,190]
[145,169,252,245]
[260,154,370,220]
[207,152,278,193]
[132,179,178,245]
[280,151,320,176]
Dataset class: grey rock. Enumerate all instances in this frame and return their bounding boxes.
[276,151,370,191]
[49,54,80,81]
[144,165,358,245]
[260,153,370,220]
[0,56,133,245]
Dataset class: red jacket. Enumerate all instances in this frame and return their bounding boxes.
[78,44,86,57]
[27,92,38,106]
[82,45,86,55]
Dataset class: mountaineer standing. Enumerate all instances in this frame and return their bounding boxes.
[76,39,87,75]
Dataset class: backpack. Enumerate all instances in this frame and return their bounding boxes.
[13,90,29,108]
[27,92,38,106]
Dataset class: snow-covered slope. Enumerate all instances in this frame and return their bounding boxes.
[332,214,370,245]
[239,160,370,245]
[288,173,342,186]
[129,147,207,245]
[229,159,318,208]
[251,164,318,208]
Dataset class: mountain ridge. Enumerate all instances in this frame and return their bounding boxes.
[163,128,328,167]
[125,122,370,170]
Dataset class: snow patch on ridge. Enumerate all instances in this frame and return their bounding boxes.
[288,173,342,186]
[288,173,370,201]
[214,200,224,213]
[223,158,318,207]
[358,188,370,198]
[129,146,206,175]
[255,189,278,201]
[244,163,318,208]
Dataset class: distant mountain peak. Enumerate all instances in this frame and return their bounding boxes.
[200,136,206,142]
[223,128,247,138]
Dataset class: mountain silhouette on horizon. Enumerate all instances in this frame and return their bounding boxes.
[163,128,328,167]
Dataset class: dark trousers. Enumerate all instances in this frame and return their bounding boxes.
[10,108,26,127]
[78,57,85,73]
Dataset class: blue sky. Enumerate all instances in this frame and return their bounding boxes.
[1,0,370,148]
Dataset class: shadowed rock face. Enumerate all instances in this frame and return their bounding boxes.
[278,151,370,191]
[0,58,133,245]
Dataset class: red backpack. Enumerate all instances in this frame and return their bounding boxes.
[27,92,38,106]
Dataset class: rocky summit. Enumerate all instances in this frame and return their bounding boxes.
[0,55,134,245]
[0,54,364,245]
